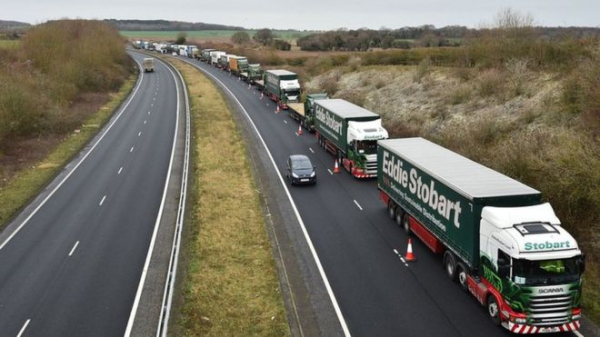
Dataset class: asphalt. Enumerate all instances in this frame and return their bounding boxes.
[0,52,180,336]
[172,55,590,337]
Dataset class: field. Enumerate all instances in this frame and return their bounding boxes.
[120,30,315,41]
[0,40,19,49]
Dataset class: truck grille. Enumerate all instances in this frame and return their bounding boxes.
[366,160,378,174]
[529,294,572,326]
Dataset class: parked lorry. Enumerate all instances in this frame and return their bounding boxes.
[187,45,198,58]
[314,99,388,178]
[263,70,301,109]
[218,54,234,70]
[288,93,329,131]
[240,63,263,83]
[378,137,584,334]
[210,51,226,66]
[229,56,248,76]
[143,58,155,72]
[199,48,214,62]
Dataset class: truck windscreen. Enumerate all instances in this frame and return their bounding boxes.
[512,257,581,286]
[357,140,378,154]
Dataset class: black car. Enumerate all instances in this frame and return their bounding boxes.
[286,154,316,185]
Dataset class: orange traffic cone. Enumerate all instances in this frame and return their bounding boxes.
[297,124,303,136]
[333,159,340,173]
[405,238,416,262]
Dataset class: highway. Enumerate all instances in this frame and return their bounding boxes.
[0,52,183,336]
[174,56,585,337]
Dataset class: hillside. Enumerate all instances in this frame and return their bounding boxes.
[104,19,243,31]
[0,20,30,30]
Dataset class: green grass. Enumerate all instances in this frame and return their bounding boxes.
[168,58,290,336]
[120,30,315,41]
[0,40,19,49]
[0,75,136,228]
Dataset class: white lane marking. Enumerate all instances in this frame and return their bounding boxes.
[99,195,106,206]
[125,56,181,337]
[283,120,288,124]
[0,58,145,251]
[153,97,156,101]
[573,330,585,337]
[138,132,142,137]
[393,249,409,267]
[309,148,314,153]
[118,167,123,175]
[182,60,352,337]
[17,319,30,337]
[148,111,151,115]
[130,146,134,153]
[328,169,333,175]
[144,120,147,124]
[151,103,154,107]
[68,241,80,256]
[353,200,363,211]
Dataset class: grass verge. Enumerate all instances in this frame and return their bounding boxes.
[0,75,136,228]
[169,59,290,336]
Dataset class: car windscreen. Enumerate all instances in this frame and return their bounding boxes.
[293,159,312,170]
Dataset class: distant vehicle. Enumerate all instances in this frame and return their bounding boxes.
[286,155,316,185]
[143,58,154,72]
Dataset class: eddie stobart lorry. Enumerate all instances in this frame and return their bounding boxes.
[263,70,301,109]
[315,99,388,178]
[378,137,585,334]
[287,93,329,131]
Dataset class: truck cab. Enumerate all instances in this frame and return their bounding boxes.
[347,119,388,177]
[280,79,301,104]
[143,58,154,73]
[477,203,584,333]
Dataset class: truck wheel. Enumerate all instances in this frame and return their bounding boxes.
[387,201,395,219]
[443,251,457,281]
[402,213,410,234]
[487,295,501,326]
[395,209,404,227]
[457,262,469,291]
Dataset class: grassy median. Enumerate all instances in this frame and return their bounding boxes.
[0,75,136,228]
[170,59,290,336]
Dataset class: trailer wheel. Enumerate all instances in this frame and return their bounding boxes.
[395,209,404,227]
[402,213,410,234]
[443,251,457,281]
[487,295,501,326]
[387,201,395,219]
[457,262,469,291]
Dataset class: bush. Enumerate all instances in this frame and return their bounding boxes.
[477,69,506,97]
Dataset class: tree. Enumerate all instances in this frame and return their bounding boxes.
[231,31,250,45]
[175,32,186,44]
[254,28,274,46]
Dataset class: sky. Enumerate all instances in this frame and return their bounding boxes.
[2,0,599,30]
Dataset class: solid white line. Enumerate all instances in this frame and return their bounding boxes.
[309,148,314,153]
[118,167,123,175]
[124,55,180,337]
[573,330,585,337]
[0,59,145,251]
[353,200,363,211]
[328,169,333,175]
[183,59,352,337]
[17,319,30,337]
[130,147,134,153]
[68,241,80,256]
[99,195,106,206]
[138,132,142,137]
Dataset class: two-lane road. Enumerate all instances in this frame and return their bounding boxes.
[177,55,586,337]
[0,52,181,336]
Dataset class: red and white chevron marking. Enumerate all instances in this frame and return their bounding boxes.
[508,320,580,334]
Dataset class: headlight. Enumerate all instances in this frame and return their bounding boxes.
[292,172,299,178]
[310,171,316,177]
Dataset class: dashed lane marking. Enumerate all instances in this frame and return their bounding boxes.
[353,200,363,211]
[118,167,123,175]
[68,241,80,256]
[99,195,106,206]
[17,319,30,337]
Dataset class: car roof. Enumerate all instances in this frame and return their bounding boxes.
[289,154,310,161]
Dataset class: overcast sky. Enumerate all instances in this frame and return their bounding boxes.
[3,0,599,30]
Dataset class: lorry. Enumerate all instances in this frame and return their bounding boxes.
[210,51,226,66]
[263,70,301,109]
[288,93,329,131]
[143,58,155,72]
[240,63,263,83]
[314,99,388,178]
[187,45,198,58]
[378,137,584,334]
[199,49,215,62]
[229,56,248,76]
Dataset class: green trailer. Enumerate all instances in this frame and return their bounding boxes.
[263,70,301,109]
[314,99,388,178]
[378,137,584,333]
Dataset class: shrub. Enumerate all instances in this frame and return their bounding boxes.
[477,69,506,97]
